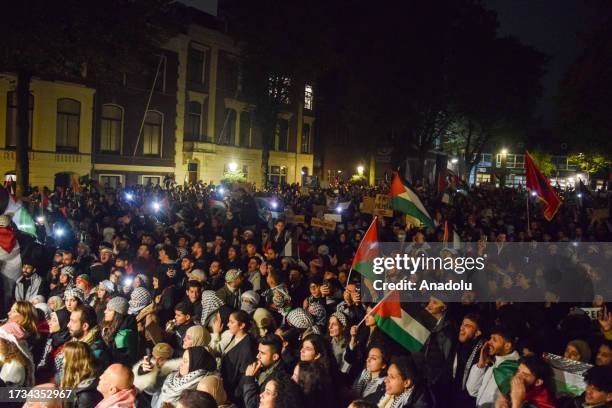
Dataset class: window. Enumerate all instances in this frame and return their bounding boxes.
[187,45,207,84]
[100,104,122,153]
[275,118,289,151]
[269,165,287,185]
[301,123,311,153]
[145,55,166,93]
[56,98,80,150]
[143,111,162,155]
[219,53,240,92]
[480,153,492,167]
[185,101,202,141]
[304,84,313,110]
[6,91,33,148]
[220,109,236,145]
[142,176,161,186]
[239,111,251,147]
[475,173,491,185]
[99,174,123,189]
[268,75,291,104]
[507,174,525,188]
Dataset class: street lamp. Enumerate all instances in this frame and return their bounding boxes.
[228,162,238,172]
[501,148,508,155]
[357,165,364,176]
[450,158,459,164]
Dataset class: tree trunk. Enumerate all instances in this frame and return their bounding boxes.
[15,70,32,198]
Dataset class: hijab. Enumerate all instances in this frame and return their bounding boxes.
[188,346,216,373]
[51,309,71,348]
[185,325,211,348]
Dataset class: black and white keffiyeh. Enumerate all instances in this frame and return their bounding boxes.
[201,290,224,325]
[128,287,152,315]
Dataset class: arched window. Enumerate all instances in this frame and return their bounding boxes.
[185,101,202,141]
[143,110,162,156]
[56,98,81,150]
[6,92,34,148]
[100,104,123,153]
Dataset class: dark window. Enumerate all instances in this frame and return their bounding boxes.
[276,119,289,151]
[142,111,162,155]
[220,109,236,145]
[56,98,80,150]
[100,104,122,153]
[6,91,33,148]
[185,101,202,141]
[239,111,251,147]
[145,55,166,93]
[301,123,311,154]
[187,46,206,84]
[100,175,121,189]
[269,165,287,185]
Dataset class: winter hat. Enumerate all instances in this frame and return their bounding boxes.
[128,287,152,315]
[331,311,348,328]
[99,280,115,295]
[152,343,174,360]
[568,339,592,363]
[188,269,206,282]
[201,291,224,326]
[287,308,315,330]
[76,274,91,289]
[107,296,129,315]
[225,269,242,283]
[34,302,52,321]
[63,287,84,303]
[253,308,275,337]
[47,295,65,311]
[31,295,46,305]
[60,266,76,279]
[186,325,211,347]
[241,290,260,306]
[135,274,150,288]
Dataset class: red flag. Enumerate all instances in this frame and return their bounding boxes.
[525,151,561,221]
[71,176,81,193]
[443,220,449,243]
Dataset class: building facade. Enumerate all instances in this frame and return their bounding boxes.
[0,7,315,189]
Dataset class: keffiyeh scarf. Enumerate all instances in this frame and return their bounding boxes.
[201,290,224,325]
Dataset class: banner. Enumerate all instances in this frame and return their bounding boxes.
[543,353,591,397]
[286,214,305,224]
[361,196,376,214]
[580,307,602,320]
[324,213,342,222]
[311,217,336,231]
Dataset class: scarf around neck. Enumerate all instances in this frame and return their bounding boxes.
[95,387,137,408]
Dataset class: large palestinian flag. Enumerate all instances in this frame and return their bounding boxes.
[370,291,432,352]
[388,173,434,229]
[350,217,379,281]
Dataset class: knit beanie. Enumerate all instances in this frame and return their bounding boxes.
[106,296,129,315]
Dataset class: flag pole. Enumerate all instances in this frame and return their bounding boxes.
[526,191,531,235]
[355,286,396,327]
[346,215,378,286]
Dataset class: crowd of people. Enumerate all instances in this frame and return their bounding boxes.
[0,178,610,408]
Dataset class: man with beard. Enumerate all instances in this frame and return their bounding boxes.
[90,246,114,285]
[497,355,556,408]
[68,304,110,372]
[451,313,484,408]
[13,259,47,302]
[466,325,520,407]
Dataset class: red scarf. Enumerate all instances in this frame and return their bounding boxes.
[525,386,556,408]
[0,228,16,253]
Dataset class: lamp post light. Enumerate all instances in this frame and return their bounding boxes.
[357,165,364,176]
[499,148,508,188]
[228,162,238,172]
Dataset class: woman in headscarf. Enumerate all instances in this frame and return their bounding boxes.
[286,308,320,340]
[197,374,234,408]
[152,346,217,408]
[183,325,211,350]
[153,270,179,327]
[128,287,152,317]
[36,308,71,383]
[200,290,224,328]
[307,302,327,334]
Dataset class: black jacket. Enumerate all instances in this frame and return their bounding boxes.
[367,384,433,408]
[451,337,484,408]
[73,377,103,408]
[221,335,257,406]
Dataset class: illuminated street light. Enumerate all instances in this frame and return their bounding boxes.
[501,148,508,155]
[450,158,459,164]
[152,202,161,211]
[357,165,364,176]
[228,162,238,172]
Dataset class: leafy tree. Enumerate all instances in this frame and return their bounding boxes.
[567,152,612,176]
[529,151,556,177]
[0,0,178,195]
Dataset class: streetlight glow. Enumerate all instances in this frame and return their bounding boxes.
[357,165,364,175]
[450,158,458,164]
[228,162,238,172]
[501,148,508,155]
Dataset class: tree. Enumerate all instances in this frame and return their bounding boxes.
[226,0,335,188]
[567,153,612,176]
[0,0,178,196]
[529,151,556,177]
[557,12,612,156]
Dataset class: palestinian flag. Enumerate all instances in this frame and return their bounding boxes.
[543,353,591,397]
[493,359,520,396]
[370,291,432,352]
[388,173,434,229]
[350,217,379,281]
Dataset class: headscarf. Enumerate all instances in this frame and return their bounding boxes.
[128,287,152,315]
[308,302,327,328]
[187,346,216,372]
[51,308,71,348]
[331,311,348,329]
[200,290,224,326]
[241,290,260,314]
[253,308,275,337]
[287,308,318,333]
[197,374,229,407]
[185,325,211,348]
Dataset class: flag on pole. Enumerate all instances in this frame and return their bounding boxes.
[525,151,561,221]
[370,291,432,352]
[543,353,591,397]
[388,173,434,229]
[13,206,36,236]
[350,217,379,281]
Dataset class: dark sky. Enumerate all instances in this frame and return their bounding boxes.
[483,0,600,126]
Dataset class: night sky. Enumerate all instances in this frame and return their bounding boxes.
[483,0,601,125]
